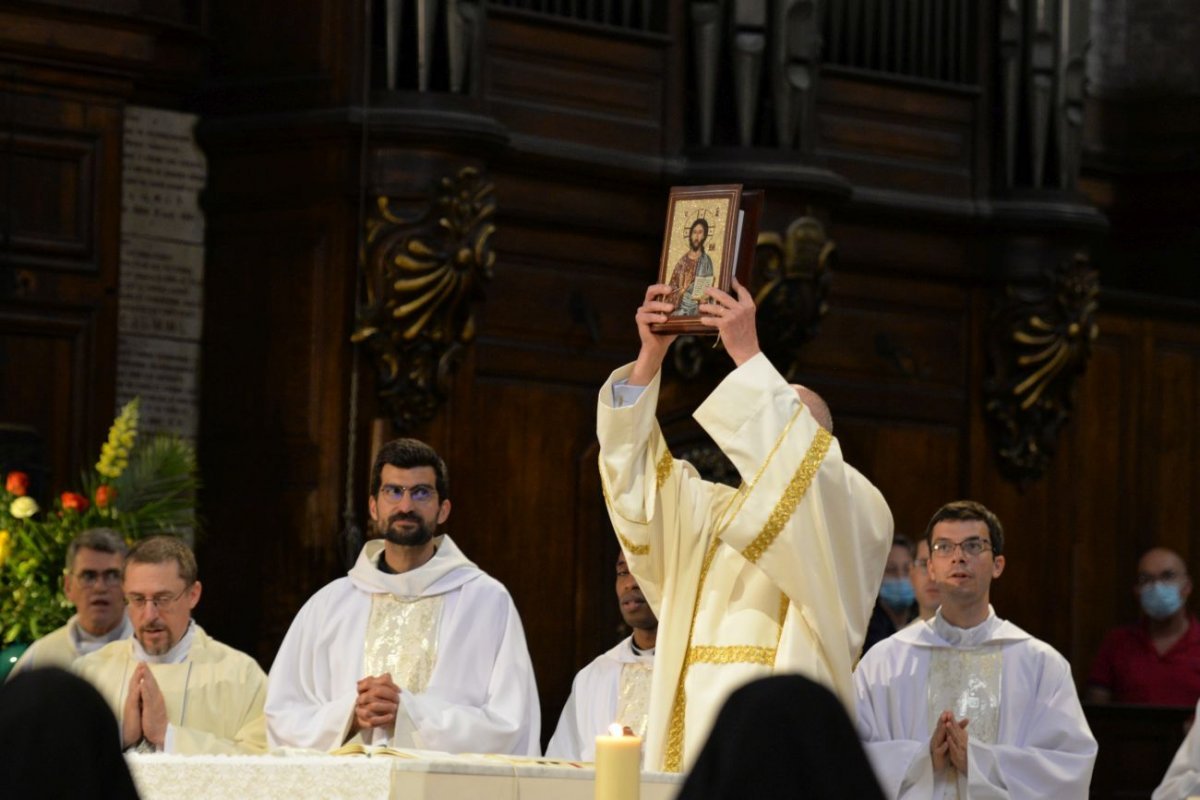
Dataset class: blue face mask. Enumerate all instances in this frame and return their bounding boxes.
[1140,582,1185,620]
[880,578,915,612]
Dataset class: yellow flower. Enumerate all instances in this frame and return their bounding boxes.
[0,530,10,568]
[10,496,39,519]
[96,398,140,479]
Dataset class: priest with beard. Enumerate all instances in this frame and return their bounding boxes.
[265,438,540,756]
[74,535,268,753]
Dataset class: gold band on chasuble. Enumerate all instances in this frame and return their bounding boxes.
[662,426,832,773]
[616,531,649,556]
[740,427,832,564]
[597,443,675,558]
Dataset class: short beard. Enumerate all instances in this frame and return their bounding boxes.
[382,511,436,548]
[137,625,174,656]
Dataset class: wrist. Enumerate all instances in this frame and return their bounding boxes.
[728,345,761,367]
[629,350,665,386]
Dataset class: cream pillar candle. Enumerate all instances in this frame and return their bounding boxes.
[595,723,641,800]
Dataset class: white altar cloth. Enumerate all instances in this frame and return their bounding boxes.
[127,751,684,800]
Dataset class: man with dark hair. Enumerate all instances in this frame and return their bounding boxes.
[667,218,715,316]
[9,528,132,677]
[266,437,540,756]
[853,500,1096,798]
[546,550,658,760]
[75,535,268,754]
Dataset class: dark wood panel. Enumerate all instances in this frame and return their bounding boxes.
[205,0,356,110]
[0,88,120,277]
[817,72,978,197]
[794,272,970,393]
[1059,321,1141,676]
[1143,334,1200,551]
[834,418,963,541]
[437,373,602,744]
[485,14,668,153]
[199,202,356,661]
[0,302,115,494]
[834,220,975,280]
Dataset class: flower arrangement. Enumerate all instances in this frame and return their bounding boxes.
[0,398,200,645]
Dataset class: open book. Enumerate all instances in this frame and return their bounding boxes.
[651,183,763,335]
[330,741,421,758]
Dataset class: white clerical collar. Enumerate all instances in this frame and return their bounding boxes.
[630,639,655,658]
[931,605,1002,648]
[70,614,132,657]
[132,619,196,664]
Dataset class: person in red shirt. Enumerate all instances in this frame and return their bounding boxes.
[1087,547,1200,706]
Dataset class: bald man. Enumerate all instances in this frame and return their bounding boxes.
[1087,547,1200,706]
[597,279,893,772]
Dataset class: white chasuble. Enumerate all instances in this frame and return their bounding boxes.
[597,353,894,771]
[545,636,654,761]
[854,610,1097,800]
[266,537,540,756]
[362,593,443,694]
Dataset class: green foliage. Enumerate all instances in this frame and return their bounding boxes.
[0,399,200,645]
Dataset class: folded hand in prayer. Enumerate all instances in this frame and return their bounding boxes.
[354,673,401,732]
[930,710,970,776]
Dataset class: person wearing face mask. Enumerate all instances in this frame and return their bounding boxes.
[861,535,920,655]
[1086,547,1200,706]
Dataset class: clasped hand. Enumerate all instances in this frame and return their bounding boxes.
[930,710,969,776]
[354,673,401,732]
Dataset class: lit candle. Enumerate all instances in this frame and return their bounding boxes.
[595,723,641,800]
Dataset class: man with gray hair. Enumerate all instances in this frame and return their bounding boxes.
[75,535,267,753]
[9,528,132,677]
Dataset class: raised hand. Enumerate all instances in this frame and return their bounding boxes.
[629,283,679,386]
[698,277,759,366]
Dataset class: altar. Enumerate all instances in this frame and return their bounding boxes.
[127,751,684,800]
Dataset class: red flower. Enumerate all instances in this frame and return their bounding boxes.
[5,472,29,496]
[61,492,90,513]
[94,484,116,509]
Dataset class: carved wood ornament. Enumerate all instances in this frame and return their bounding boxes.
[351,166,496,432]
[985,251,1099,484]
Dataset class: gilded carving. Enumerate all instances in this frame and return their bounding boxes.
[753,214,834,381]
[985,252,1099,484]
[352,166,495,432]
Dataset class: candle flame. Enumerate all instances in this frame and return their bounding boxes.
[608,723,625,737]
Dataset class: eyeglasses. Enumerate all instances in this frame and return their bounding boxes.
[73,569,122,588]
[379,484,436,503]
[912,558,930,570]
[931,538,992,558]
[125,586,190,611]
[1136,570,1182,587]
